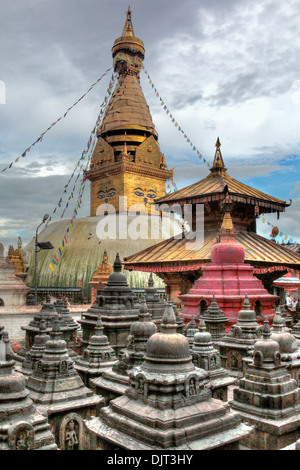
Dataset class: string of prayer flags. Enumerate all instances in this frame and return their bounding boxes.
[1,67,113,173]
[142,65,211,168]
[47,73,117,223]
[260,217,295,243]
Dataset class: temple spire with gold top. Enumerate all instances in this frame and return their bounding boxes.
[210,138,227,174]
[85,8,173,216]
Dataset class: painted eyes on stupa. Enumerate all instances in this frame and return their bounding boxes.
[97,188,116,200]
[133,188,157,199]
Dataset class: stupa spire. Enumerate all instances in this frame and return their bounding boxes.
[121,6,135,37]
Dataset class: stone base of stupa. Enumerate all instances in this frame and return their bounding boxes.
[230,407,300,450]
[84,396,253,450]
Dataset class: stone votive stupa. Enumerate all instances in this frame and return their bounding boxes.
[85,304,252,450]
[17,320,50,381]
[184,315,199,349]
[0,325,57,450]
[231,317,300,450]
[79,253,140,355]
[192,319,235,401]
[74,314,117,387]
[90,297,157,404]
[18,293,79,361]
[218,293,262,377]
[201,294,228,342]
[269,308,300,386]
[26,318,104,450]
[144,272,167,328]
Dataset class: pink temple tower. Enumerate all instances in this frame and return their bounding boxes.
[180,194,277,327]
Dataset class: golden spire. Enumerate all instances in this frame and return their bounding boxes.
[210,137,227,174]
[219,191,235,241]
[121,7,135,37]
[112,7,145,74]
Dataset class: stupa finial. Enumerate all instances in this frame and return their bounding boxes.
[243,293,251,310]
[210,137,227,174]
[160,303,178,334]
[262,317,271,339]
[199,319,206,332]
[121,6,135,37]
[148,272,154,288]
[113,253,122,272]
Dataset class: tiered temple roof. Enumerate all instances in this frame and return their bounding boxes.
[123,140,300,298]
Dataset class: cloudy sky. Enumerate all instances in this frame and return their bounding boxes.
[0,0,299,252]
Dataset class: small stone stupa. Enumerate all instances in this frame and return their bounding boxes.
[231,318,300,450]
[0,241,30,308]
[218,294,262,377]
[18,293,79,361]
[192,320,235,401]
[90,297,157,404]
[269,308,300,386]
[184,316,199,349]
[85,304,252,450]
[144,273,166,327]
[74,314,118,387]
[26,318,104,450]
[79,253,140,355]
[0,325,57,450]
[17,320,50,381]
[201,294,228,342]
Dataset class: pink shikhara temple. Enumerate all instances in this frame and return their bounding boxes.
[180,200,277,327]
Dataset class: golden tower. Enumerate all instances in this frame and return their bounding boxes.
[85,7,173,216]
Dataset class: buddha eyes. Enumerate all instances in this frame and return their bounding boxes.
[97,188,116,200]
[134,189,145,197]
[97,191,106,200]
[134,188,157,199]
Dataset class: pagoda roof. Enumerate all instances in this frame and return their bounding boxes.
[123,229,300,273]
[156,139,291,212]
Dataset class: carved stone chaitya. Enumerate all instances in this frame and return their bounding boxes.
[79,253,140,355]
[85,304,252,450]
[192,320,235,401]
[0,325,57,450]
[218,293,262,377]
[144,273,166,328]
[267,308,300,386]
[25,319,104,448]
[74,314,118,387]
[231,318,300,450]
[90,297,157,404]
[200,294,228,342]
[17,320,50,381]
[184,316,199,349]
[18,293,79,361]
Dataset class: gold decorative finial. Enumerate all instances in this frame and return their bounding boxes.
[122,6,134,37]
[210,137,227,174]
